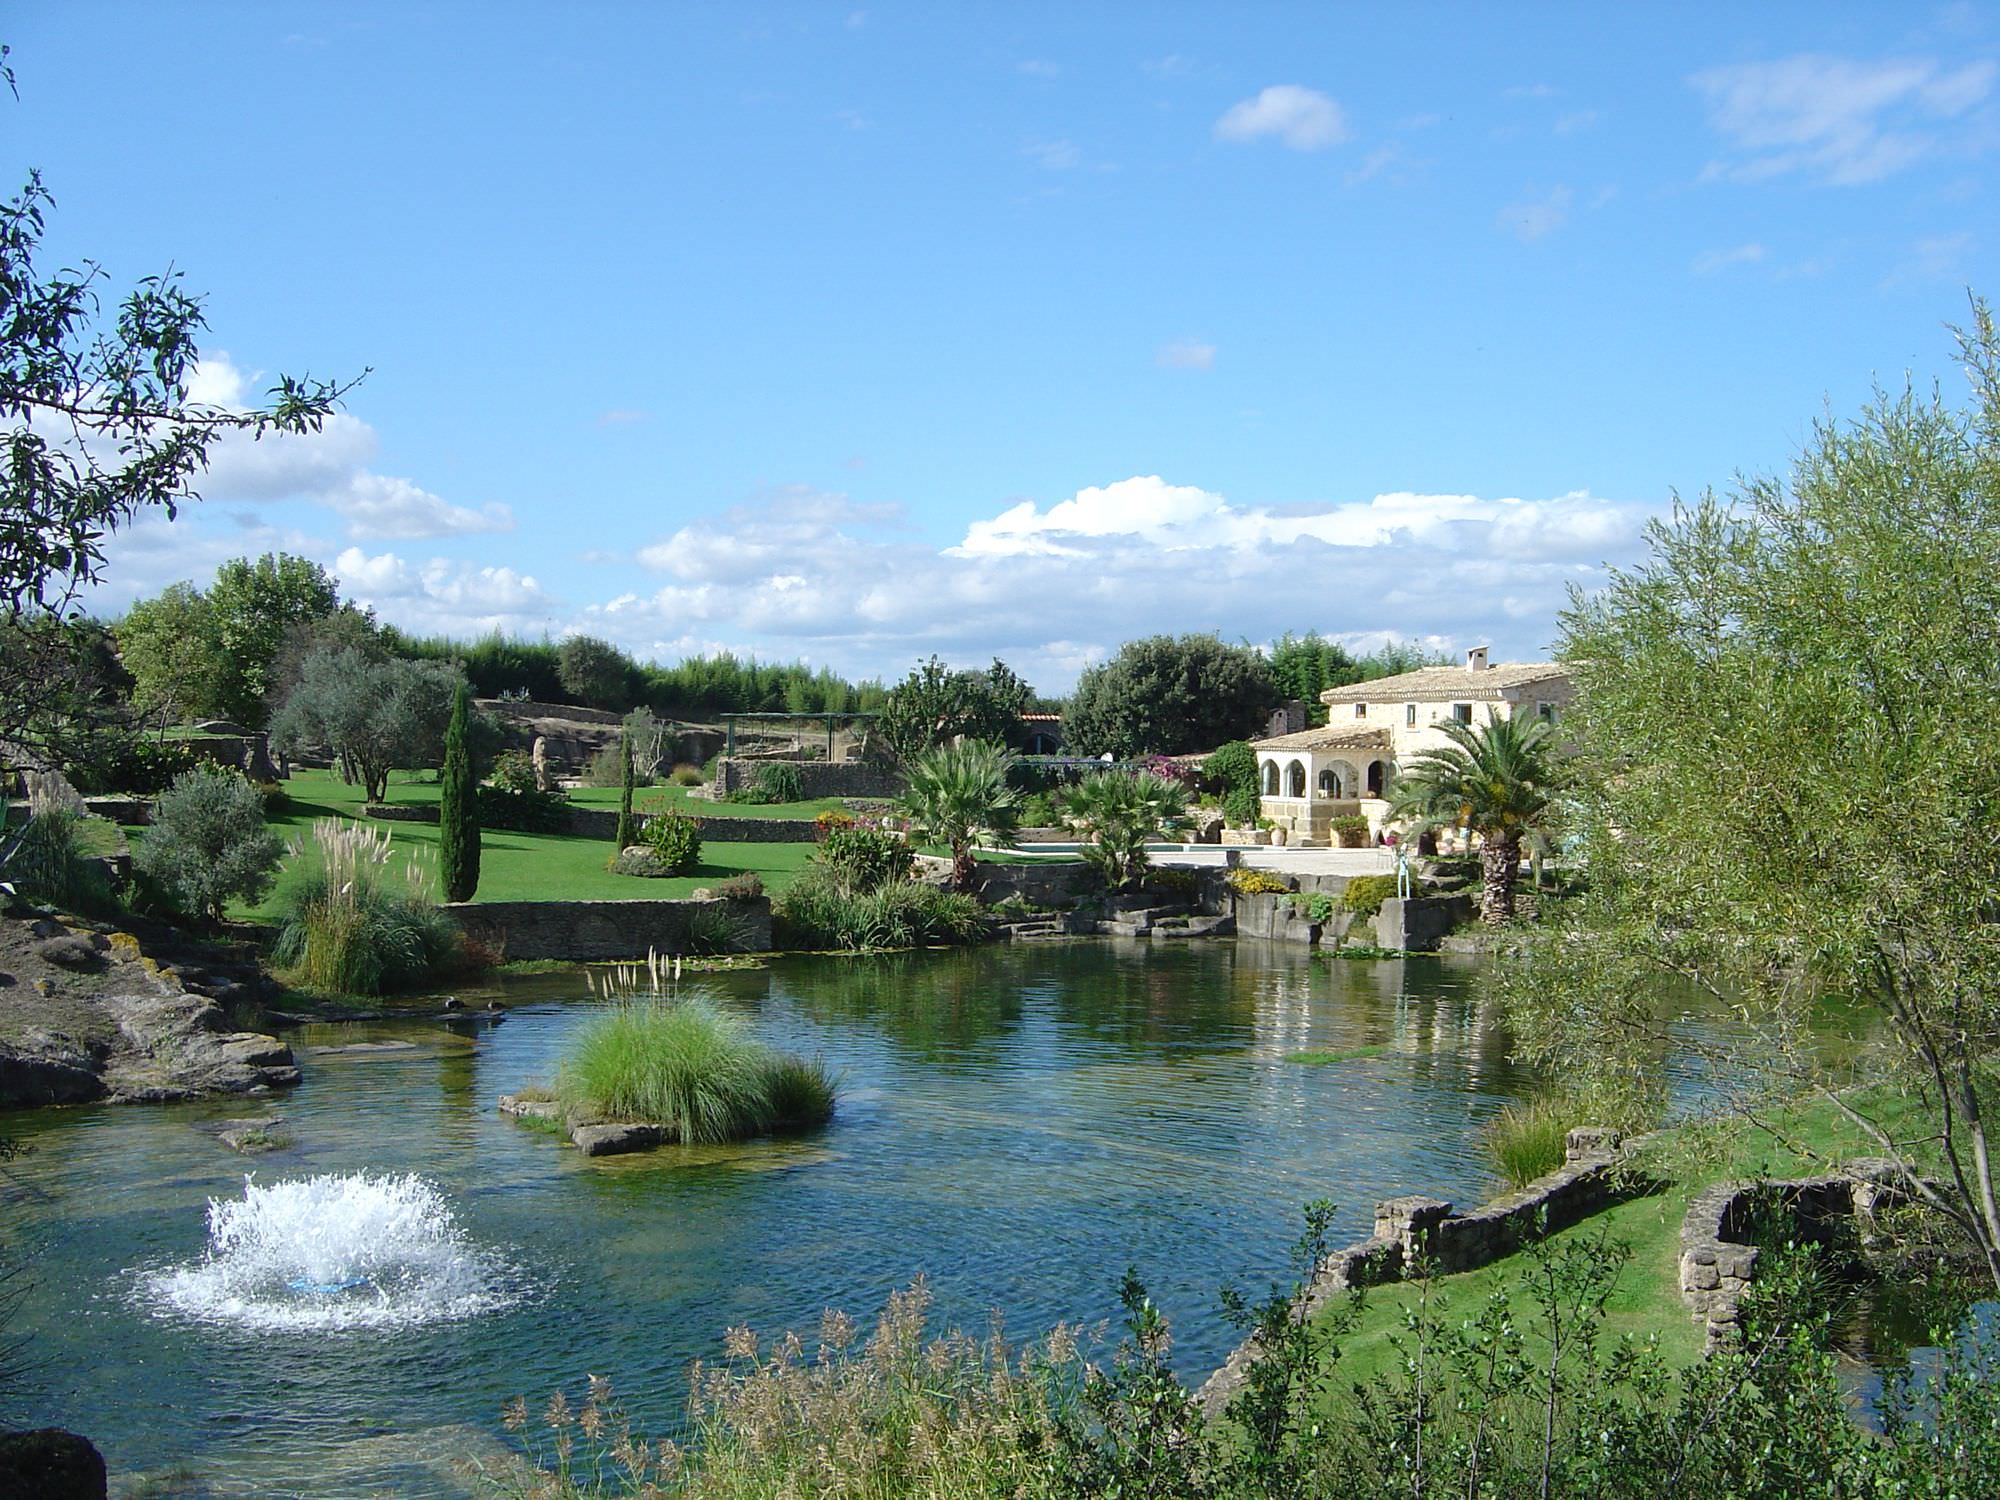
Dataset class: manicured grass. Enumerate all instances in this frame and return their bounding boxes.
[1310,1082,1941,1389]
[568,782,853,821]
[205,770,815,920]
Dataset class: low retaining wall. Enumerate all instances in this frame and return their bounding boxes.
[1198,1127,1638,1415]
[1376,894,1474,952]
[706,757,905,800]
[365,801,818,843]
[1233,890,1354,945]
[1678,1160,1909,1350]
[446,897,772,961]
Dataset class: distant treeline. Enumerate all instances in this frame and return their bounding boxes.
[380,629,890,721]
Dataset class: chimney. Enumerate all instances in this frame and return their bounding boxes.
[1465,646,1489,673]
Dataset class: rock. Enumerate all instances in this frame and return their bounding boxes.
[217,1116,289,1153]
[97,993,300,1101]
[0,1044,107,1107]
[570,1120,668,1156]
[498,1092,562,1120]
[33,935,101,970]
[309,1040,419,1055]
[0,971,13,987]
[0,1427,107,1499]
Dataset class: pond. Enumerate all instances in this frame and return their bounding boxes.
[2,941,1725,1496]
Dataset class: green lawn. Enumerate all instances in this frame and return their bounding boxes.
[161,769,819,920]
[1310,1083,1940,1389]
[566,781,853,821]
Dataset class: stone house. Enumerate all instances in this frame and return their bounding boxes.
[1250,648,1572,845]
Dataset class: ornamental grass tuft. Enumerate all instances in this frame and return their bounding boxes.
[1481,1093,1574,1188]
[271,819,462,995]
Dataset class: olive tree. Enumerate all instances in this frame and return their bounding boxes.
[134,764,283,923]
[1513,299,2000,1294]
[269,648,465,803]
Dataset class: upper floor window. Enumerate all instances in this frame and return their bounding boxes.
[1354,702,1367,719]
[1405,703,1417,727]
[1452,702,1473,724]
[1538,701,1559,723]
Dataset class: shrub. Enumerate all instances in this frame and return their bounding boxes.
[751,761,803,803]
[1222,785,1261,825]
[1481,1095,1575,1188]
[1059,770,1189,890]
[583,739,650,788]
[608,847,672,878]
[133,765,284,923]
[683,901,751,955]
[1341,873,1401,915]
[641,810,702,873]
[1288,890,1336,924]
[68,733,203,796]
[813,808,856,838]
[557,996,832,1142]
[271,820,463,994]
[2,810,115,915]
[1227,867,1291,895]
[773,866,984,951]
[1019,790,1061,828]
[712,872,764,901]
[489,748,540,794]
[251,780,289,816]
[1147,866,1198,898]
[816,824,913,894]
[669,763,704,786]
[1202,739,1257,797]
[478,783,569,833]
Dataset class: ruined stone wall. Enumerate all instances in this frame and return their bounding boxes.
[705,758,906,800]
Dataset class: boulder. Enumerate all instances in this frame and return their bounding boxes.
[0,1428,107,1499]
[0,1044,106,1107]
[570,1121,668,1156]
[33,935,102,971]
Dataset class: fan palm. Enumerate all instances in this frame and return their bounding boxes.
[898,739,1022,892]
[1059,771,1191,890]
[1387,713,1561,924]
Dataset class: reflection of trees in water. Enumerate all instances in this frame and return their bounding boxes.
[775,949,1029,1067]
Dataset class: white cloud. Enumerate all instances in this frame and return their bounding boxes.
[1214,85,1349,150]
[1690,54,1997,185]
[1157,338,1216,371]
[1497,185,1572,241]
[1023,138,1083,171]
[1693,242,1767,274]
[579,476,1655,690]
[332,547,559,634]
[186,353,514,540]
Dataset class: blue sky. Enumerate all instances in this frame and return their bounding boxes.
[14,3,1999,690]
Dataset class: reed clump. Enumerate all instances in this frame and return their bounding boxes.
[271,819,463,996]
[1481,1094,1575,1188]
[558,988,835,1143]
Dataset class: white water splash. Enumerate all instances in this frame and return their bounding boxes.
[145,1172,522,1332]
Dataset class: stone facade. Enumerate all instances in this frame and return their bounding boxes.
[445,897,773,961]
[1375,894,1474,952]
[1197,1127,1639,1415]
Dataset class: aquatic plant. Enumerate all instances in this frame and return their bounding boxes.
[1482,1094,1575,1188]
[272,819,462,995]
[558,993,835,1143]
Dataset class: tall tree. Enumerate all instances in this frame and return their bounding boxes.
[115,584,230,732]
[268,647,463,803]
[207,553,341,725]
[557,634,637,710]
[1268,632,1360,724]
[614,729,636,851]
[438,681,480,902]
[877,656,1032,761]
[1062,634,1276,758]
[1512,299,2000,1296]
[1387,713,1561,924]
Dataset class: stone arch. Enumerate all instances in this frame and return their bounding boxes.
[1262,760,1280,795]
[1317,767,1337,796]
[1286,760,1307,798]
[1367,759,1386,797]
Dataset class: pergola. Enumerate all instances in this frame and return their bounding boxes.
[1249,724,1394,844]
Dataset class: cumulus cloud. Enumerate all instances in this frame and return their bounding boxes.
[1691,53,1997,185]
[583,476,1655,690]
[332,547,559,634]
[1214,85,1348,150]
[1157,338,1216,370]
[186,353,514,540]
[1693,242,1767,274]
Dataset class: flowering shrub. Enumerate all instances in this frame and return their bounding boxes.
[1226,866,1291,895]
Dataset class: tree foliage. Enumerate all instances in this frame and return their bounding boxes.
[1062,634,1275,758]
[207,552,341,724]
[877,656,1032,762]
[438,682,479,902]
[1513,298,2000,1294]
[116,584,230,730]
[898,739,1022,892]
[557,634,639,711]
[268,647,465,803]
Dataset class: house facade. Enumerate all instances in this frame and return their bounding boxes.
[1250,648,1572,845]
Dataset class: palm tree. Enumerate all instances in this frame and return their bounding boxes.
[1387,713,1561,924]
[1059,770,1191,891]
[898,739,1022,892]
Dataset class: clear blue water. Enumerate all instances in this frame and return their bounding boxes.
[0,941,1718,1496]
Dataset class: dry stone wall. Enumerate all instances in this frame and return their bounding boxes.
[705,757,905,800]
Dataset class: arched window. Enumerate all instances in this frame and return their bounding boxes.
[1286,760,1307,798]
[1262,760,1280,795]
[1317,767,1337,797]
[1367,760,1386,797]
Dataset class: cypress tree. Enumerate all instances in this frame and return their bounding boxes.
[439,682,480,901]
[614,730,636,850]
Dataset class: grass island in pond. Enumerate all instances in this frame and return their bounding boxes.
[549,993,837,1144]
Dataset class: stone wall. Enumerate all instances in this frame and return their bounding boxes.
[705,757,906,800]
[1232,890,1356,945]
[1198,1127,1639,1415]
[363,801,818,843]
[1678,1161,1909,1350]
[1376,894,1474,952]
[445,897,772,961]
